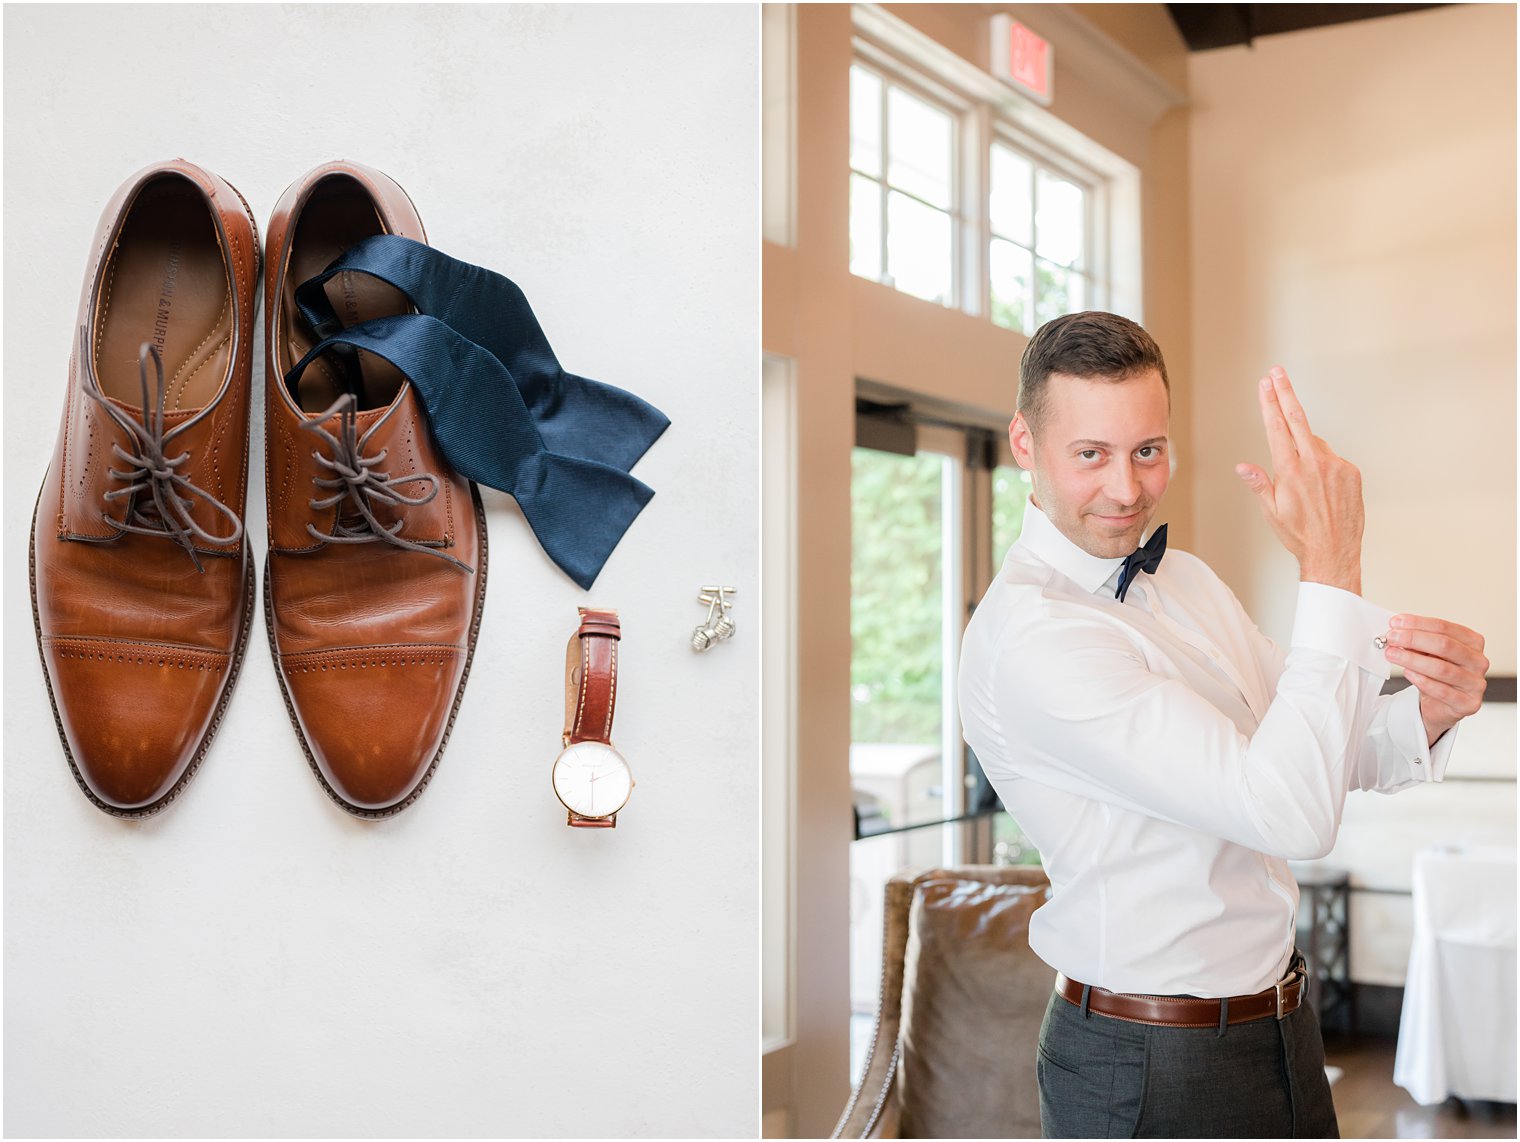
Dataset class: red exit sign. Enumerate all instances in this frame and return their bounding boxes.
[991,15,1053,105]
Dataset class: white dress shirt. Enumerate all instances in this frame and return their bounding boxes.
[958,503,1456,998]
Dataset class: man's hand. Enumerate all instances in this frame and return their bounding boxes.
[1384,615,1489,746]
[1236,366,1364,594]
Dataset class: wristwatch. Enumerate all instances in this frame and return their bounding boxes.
[551,608,634,828]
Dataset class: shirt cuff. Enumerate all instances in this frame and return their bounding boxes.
[1290,582,1394,678]
[1384,684,1456,781]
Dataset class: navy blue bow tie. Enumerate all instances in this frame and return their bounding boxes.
[284,235,669,590]
[1116,524,1167,602]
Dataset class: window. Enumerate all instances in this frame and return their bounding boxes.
[849,63,957,305]
[850,446,946,773]
[990,140,1093,335]
[848,37,1118,330]
[848,435,958,1082]
[847,404,1043,1081]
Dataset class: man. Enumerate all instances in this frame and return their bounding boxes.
[957,312,1488,1138]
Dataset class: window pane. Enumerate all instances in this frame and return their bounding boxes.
[992,464,1033,565]
[990,144,1033,245]
[887,86,953,209]
[850,65,882,177]
[850,445,948,1086]
[1035,169,1085,268]
[886,191,952,304]
[989,238,1032,334]
[850,446,944,755]
[850,173,884,281]
[1034,258,1085,328]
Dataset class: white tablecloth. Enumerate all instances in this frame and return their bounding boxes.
[1394,843,1517,1105]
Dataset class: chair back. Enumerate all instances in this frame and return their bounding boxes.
[835,865,1052,1139]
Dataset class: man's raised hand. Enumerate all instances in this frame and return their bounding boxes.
[1235,366,1365,595]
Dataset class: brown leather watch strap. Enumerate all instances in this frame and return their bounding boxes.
[563,607,620,746]
[562,608,622,829]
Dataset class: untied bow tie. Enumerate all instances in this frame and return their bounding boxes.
[1116,523,1167,602]
[283,235,670,590]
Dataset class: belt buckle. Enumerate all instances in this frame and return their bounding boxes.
[1275,978,1287,1020]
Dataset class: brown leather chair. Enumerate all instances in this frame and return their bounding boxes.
[834,865,1054,1139]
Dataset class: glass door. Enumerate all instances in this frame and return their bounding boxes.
[847,416,1032,1079]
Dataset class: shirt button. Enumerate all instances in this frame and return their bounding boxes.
[1412,757,1422,765]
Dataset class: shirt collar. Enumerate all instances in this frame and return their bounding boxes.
[1014,500,1130,596]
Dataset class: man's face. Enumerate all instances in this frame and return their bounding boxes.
[1009,369,1170,559]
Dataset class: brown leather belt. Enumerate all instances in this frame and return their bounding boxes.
[1055,960,1308,1029]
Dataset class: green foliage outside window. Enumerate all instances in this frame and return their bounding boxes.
[991,293,1024,334]
[992,465,1033,569]
[852,452,1036,745]
[851,448,944,745]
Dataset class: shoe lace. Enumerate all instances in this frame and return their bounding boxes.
[80,334,244,573]
[300,392,473,573]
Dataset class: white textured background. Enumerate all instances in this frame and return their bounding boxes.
[3,5,759,1137]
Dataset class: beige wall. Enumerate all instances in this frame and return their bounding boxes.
[1188,3,1517,665]
[1188,2,1517,989]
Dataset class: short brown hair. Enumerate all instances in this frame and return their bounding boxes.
[1018,311,1170,435]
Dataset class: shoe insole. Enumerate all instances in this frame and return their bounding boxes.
[95,175,231,412]
[284,177,409,414]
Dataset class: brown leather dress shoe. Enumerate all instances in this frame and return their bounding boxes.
[263,162,486,818]
[30,160,259,817]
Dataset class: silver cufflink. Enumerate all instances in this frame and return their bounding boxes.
[1374,636,1388,650]
[691,586,737,652]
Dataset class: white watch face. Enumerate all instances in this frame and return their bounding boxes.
[552,741,633,819]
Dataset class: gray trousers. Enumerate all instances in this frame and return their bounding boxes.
[1037,986,1340,1138]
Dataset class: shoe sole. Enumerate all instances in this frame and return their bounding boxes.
[263,483,490,820]
[28,179,262,820]
[29,487,258,819]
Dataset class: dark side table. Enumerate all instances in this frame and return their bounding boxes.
[1289,862,1354,1035]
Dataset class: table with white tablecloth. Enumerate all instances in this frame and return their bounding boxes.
[1394,843,1517,1105]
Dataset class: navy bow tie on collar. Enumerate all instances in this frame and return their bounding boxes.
[1116,523,1168,602]
[283,234,669,590]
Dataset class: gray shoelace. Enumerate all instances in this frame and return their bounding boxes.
[79,332,244,573]
[300,391,473,573]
